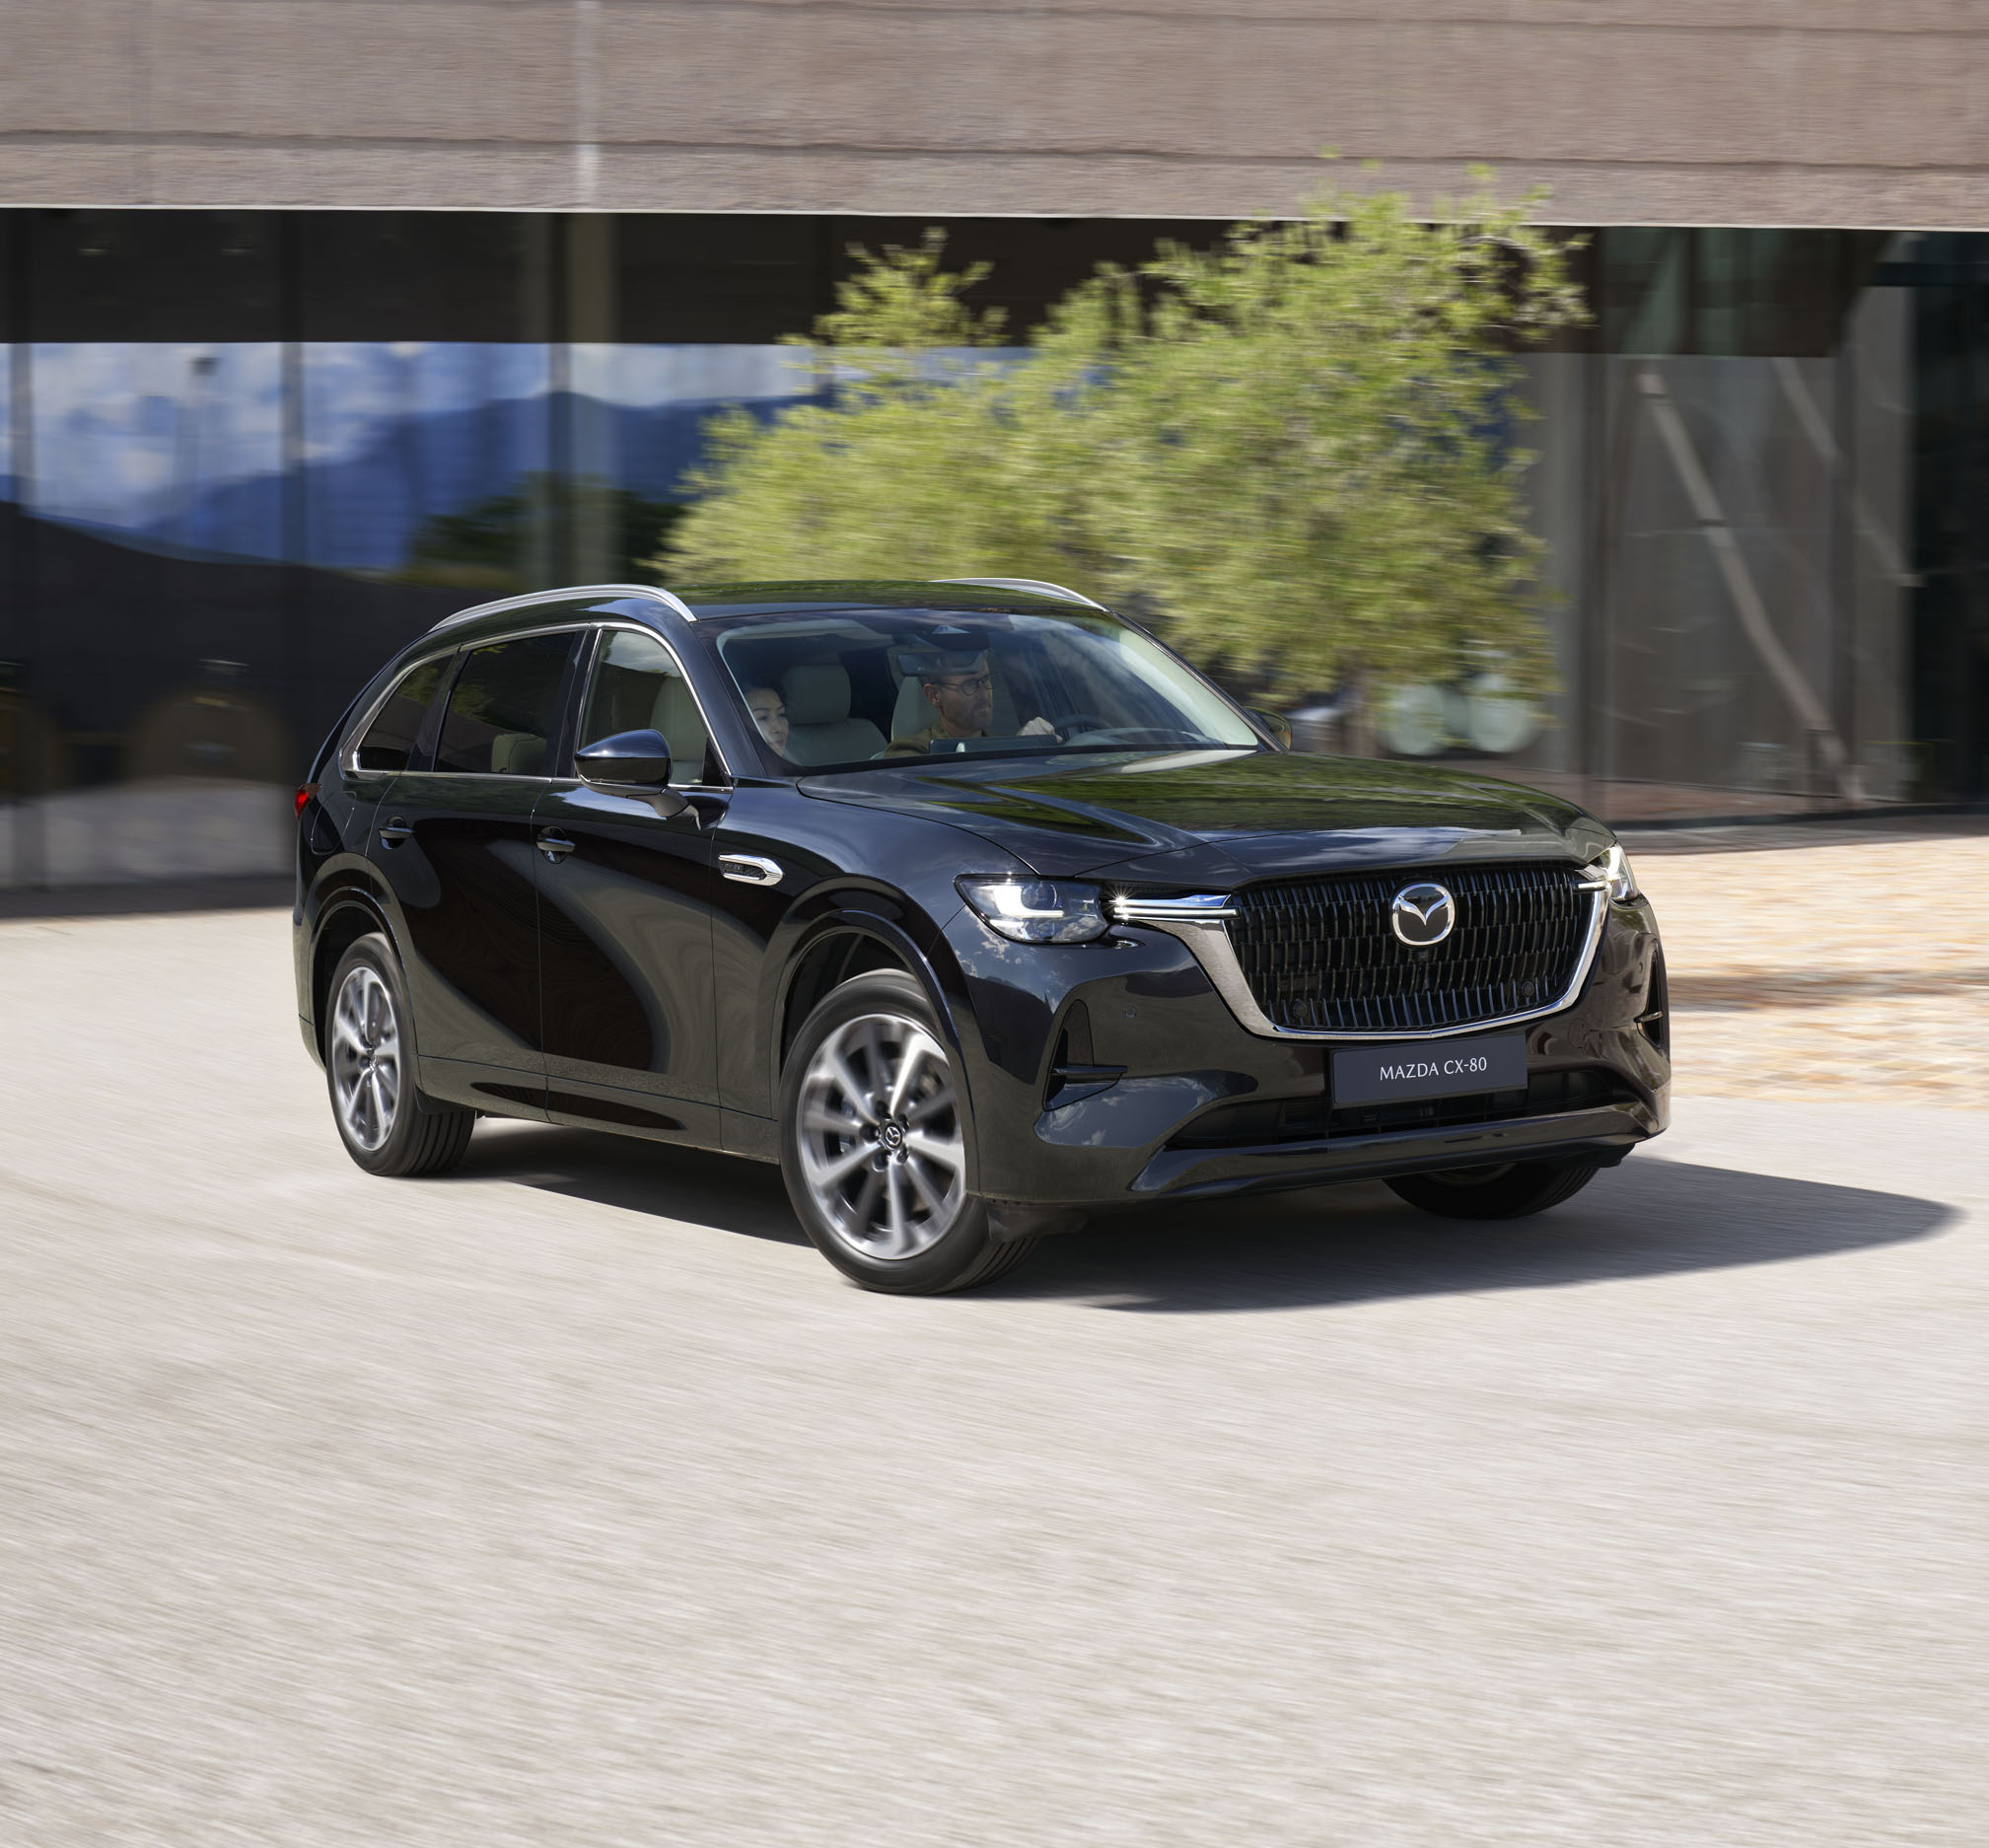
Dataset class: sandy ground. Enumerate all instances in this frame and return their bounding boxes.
[1629,828,1989,1109]
[0,903,1983,1847]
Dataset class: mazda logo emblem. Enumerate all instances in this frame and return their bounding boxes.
[1390,882,1456,947]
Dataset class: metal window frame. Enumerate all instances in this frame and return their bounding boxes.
[567,619,735,789]
[340,646,463,778]
[382,621,593,784]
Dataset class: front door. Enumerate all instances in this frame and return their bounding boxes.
[533,626,723,1145]
[372,627,582,1114]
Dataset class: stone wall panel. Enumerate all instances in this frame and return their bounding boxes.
[3,0,1987,226]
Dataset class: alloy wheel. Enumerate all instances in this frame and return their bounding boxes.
[797,1012,966,1260]
[330,964,402,1153]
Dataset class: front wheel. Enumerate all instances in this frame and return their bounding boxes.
[1385,1156,1601,1221]
[779,970,1036,1294]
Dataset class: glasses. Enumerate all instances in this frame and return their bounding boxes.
[931,673,993,696]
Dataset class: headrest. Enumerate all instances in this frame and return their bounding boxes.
[893,676,940,737]
[649,676,706,757]
[489,732,545,775]
[783,663,851,725]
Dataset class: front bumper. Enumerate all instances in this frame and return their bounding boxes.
[1126,1102,1648,1201]
[942,893,1669,1208]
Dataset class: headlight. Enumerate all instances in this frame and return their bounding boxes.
[1591,841,1639,902]
[957,877,1107,944]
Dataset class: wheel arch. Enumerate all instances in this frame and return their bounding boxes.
[777,919,934,1071]
[310,892,394,1059]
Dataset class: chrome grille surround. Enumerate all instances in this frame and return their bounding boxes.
[1111,866,1609,1042]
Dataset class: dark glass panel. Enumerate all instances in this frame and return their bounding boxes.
[615,214,819,344]
[1598,227,1889,358]
[434,631,577,776]
[577,628,710,786]
[1908,234,1989,800]
[27,209,280,342]
[298,214,550,343]
[1597,227,1690,356]
[354,656,451,773]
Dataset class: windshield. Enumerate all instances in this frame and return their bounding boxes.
[711,605,1262,772]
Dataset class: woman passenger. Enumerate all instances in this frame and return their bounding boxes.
[744,685,789,755]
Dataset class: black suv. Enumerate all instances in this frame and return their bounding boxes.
[294,580,1669,1294]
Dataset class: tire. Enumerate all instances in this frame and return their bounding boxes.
[323,933,475,1178]
[779,969,1037,1295]
[1385,1156,1600,1221]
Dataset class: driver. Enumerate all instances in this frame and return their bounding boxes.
[882,650,1059,757]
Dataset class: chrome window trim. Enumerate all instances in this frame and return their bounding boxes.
[1121,878,1611,1043]
[580,620,734,787]
[367,621,588,780]
[426,582,700,634]
[340,646,462,778]
[371,771,557,787]
[937,576,1106,610]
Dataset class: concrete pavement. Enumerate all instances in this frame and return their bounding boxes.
[1,908,1983,1846]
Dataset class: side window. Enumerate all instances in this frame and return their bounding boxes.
[579,629,711,787]
[433,631,578,777]
[352,656,450,773]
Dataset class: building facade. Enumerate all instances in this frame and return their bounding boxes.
[3,4,1987,883]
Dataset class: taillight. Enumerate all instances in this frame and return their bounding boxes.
[295,782,318,817]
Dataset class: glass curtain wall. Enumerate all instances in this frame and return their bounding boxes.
[1397,229,1942,820]
[1,212,1983,888]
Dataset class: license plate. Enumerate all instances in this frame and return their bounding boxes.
[1331,1031,1527,1107]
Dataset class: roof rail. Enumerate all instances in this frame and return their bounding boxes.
[427,583,699,633]
[937,577,1106,610]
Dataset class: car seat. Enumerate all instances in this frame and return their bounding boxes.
[489,733,547,774]
[648,673,709,781]
[781,664,887,764]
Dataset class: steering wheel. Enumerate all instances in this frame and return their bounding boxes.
[1040,711,1113,741]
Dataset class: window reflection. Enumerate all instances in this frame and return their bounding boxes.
[0,213,1984,892]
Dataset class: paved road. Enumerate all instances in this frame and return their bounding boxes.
[2,909,1983,1847]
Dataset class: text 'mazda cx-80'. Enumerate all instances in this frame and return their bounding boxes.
[294,579,1669,1295]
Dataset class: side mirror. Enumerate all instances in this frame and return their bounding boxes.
[575,729,680,805]
[1248,708,1293,750]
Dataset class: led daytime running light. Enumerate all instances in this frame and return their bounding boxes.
[957,877,1108,944]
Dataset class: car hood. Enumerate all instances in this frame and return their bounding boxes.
[798,748,1613,884]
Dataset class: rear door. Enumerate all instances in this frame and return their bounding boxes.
[532,624,724,1146]
[371,626,583,1114]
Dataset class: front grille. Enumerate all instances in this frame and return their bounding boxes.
[1225,862,1595,1033]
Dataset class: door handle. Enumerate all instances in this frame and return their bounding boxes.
[719,853,783,887]
[378,817,413,846]
[536,831,577,864]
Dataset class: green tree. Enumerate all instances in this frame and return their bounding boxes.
[665,173,1583,707]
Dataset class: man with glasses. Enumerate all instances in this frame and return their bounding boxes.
[882,649,1060,757]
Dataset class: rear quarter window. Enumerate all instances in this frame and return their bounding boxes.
[352,657,451,773]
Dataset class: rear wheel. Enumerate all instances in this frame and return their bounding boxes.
[324,934,474,1177]
[779,970,1035,1294]
[1385,1157,1600,1220]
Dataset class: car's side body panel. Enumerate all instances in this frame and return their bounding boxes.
[373,772,547,1097]
[533,780,725,1147]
